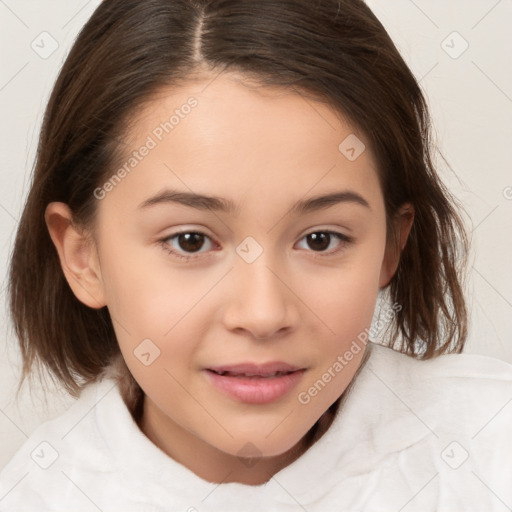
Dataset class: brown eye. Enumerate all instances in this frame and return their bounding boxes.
[306,232,331,251]
[176,232,206,253]
[161,231,215,260]
[296,230,353,255]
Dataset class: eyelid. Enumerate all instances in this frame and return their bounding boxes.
[301,227,353,241]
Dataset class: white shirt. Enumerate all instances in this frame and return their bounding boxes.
[1,342,511,512]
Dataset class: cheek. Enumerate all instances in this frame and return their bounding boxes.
[99,247,215,374]
[294,264,380,418]
[303,253,383,333]
[295,251,383,395]
[99,239,199,331]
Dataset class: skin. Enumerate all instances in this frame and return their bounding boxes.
[45,71,414,485]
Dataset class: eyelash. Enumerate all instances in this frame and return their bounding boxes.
[158,229,354,262]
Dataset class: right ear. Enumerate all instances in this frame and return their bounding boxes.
[44,202,107,309]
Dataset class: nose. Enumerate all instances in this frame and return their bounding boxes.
[221,255,299,340]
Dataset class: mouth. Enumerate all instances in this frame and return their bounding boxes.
[206,361,303,377]
[207,369,297,378]
[203,362,306,404]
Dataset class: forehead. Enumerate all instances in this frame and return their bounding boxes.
[128,72,363,157]
[104,72,382,218]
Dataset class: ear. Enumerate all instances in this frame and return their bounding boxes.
[379,202,415,289]
[45,202,106,309]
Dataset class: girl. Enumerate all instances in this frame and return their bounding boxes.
[1,0,511,510]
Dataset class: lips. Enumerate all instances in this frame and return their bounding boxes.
[204,362,306,404]
[206,362,303,378]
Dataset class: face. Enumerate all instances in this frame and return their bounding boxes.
[48,71,409,482]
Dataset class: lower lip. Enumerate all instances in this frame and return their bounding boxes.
[204,369,306,404]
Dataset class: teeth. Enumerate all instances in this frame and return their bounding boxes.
[213,370,291,378]
[244,371,278,377]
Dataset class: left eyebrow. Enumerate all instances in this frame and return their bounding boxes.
[291,190,371,215]
[137,188,371,214]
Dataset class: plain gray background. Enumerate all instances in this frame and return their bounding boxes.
[1,0,511,471]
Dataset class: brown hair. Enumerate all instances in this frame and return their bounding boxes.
[8,0,470,405]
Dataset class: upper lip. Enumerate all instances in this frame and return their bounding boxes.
[206,362,304,377]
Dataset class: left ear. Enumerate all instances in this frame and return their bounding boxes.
[379,202,415,289]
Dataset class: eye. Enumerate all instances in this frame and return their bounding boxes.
[295,230,353,256]
[159,229,353,262]
[159,231,216,261]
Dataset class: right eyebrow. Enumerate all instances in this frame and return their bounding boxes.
[137,189,237,213]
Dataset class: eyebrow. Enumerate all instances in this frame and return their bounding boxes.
[137,188,371,215]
